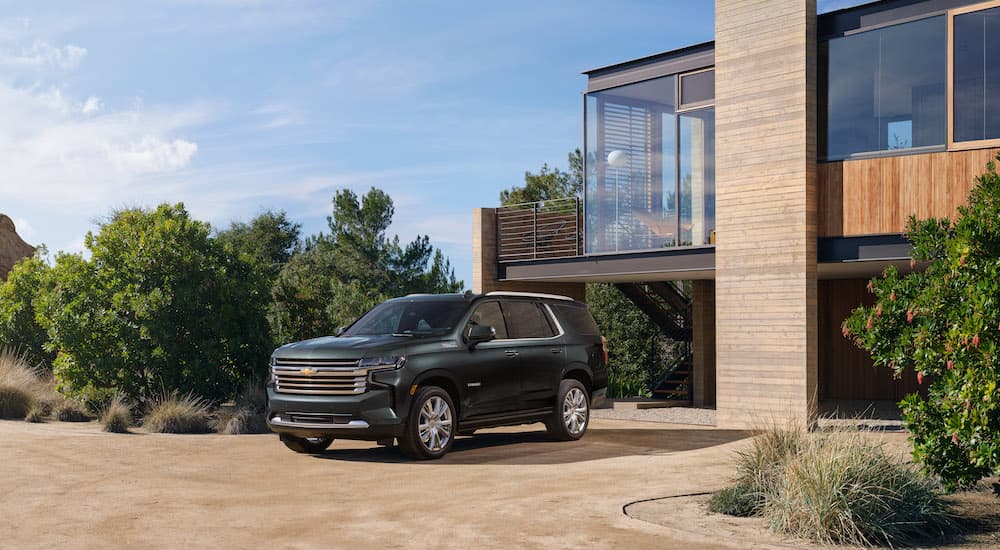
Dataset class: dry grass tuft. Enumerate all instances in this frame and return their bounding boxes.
[143,391,211,434]
[768,431,952,546]
[100,393,131,433]
[211,406,268,435]
[24,403,48,423]
[711,422,953,547]
[54,398,91,422]
[0,348,48,419]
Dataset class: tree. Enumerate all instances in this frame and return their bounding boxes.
[271,188,463,342]
[216,210,300,278]
[36,204,272,406]
[844,155,1000,489]
[499,150,584,205]
[587,283,665,397]
[0,250,54,368]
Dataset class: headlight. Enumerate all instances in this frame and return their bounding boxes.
[359,355,406,371]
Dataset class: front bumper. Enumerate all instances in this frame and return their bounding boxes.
[266,386,403,440]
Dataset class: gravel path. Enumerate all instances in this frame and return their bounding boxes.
[592,405,717,426]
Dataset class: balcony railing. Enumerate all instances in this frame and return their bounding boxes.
[496,197,582,262]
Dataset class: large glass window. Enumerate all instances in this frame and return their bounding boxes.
[953,5,1000,143]
[821,16,946,159]
[584,71,715,254]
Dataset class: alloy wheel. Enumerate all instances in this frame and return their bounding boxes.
[418,396,453,452]
[562,387,588,435]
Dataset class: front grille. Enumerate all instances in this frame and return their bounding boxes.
[272,358,367,395]
[283,412,351,424]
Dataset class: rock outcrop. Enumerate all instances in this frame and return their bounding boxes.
[0,215,35,280]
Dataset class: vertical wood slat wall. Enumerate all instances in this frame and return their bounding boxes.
[818,148,1000,237]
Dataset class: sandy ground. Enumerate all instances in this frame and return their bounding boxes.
[1,418,754,550]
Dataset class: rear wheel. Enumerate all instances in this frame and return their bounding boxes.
[280,434,334,454]
[546,379,589,441]
[399,386,455,459]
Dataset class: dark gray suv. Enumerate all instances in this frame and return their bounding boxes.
[266,291,608,459]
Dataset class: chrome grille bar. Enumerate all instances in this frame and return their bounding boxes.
[272,358,368,395]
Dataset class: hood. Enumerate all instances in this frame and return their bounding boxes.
[273,334,416,360]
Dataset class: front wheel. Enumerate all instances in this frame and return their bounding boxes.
[399,386,455,459]
[546,379,590,441]
[280,434,334,454]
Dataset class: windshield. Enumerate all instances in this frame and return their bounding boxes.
[342,300,469,337]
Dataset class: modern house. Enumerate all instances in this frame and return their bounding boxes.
[472,0,1000,428]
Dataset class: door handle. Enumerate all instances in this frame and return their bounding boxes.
[550,348,562,354]
[504,349,519,357]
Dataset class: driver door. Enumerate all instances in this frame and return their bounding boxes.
[459,300,521,416]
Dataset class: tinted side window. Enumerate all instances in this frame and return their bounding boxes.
[467,301,508,339]
[553,304,601,336]
[503,301,556,339]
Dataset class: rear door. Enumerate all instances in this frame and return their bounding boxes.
[500,299,564,410]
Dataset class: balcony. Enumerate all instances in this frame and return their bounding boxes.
[496,198,582,262]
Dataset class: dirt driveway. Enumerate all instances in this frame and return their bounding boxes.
[1,418,752,549]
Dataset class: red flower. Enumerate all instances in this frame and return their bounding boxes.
[946,360,954,371]
[917,371,924,385]
[875,304,883,317]
[866,316,874,331]
[841,324,850,338]
[952,432,959,445]
[910,258,917,269]
[866,281,873,292]
[907,310,915,323]
[890,291,897,301]
[973,335,980,348]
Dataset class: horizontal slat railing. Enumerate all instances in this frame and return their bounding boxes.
[496,197,582,262]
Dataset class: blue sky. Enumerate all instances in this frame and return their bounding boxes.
[0,0,858,288]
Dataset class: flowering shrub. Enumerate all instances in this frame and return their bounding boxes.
[844,155,1000,489]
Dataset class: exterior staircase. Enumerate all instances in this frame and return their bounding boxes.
[614,282,693,400]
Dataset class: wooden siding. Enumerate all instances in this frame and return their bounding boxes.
[714,0,818,428]
[819,148,1000,237]
[691,280,716,407]
[818,279,923,401]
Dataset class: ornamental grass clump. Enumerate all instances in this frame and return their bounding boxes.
[100,393,131,433]
[0,348,47,419]
[54,398,91,422]
[143,391,212,434]
[212,381,268,435]
[711,426,953,547]
[768,432,952,547]
[709,422,806,517]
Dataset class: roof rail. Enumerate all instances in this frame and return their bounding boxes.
[485,291,574,302]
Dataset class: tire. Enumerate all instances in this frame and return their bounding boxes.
[280,434,334,454]
[399,386,456,460]
[545,379,590,441]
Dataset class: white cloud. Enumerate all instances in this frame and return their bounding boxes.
[0,40,86,69]
[0,82,208,205]
[249,103,302,129]
[81,95,101,114]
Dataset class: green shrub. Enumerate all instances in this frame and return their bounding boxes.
[54,399,90,422]
[0,253,55,368]
[100,394,131,433]
[143,391,211,434]
[708,484,758,517]
[844,154,1000,489]
[768,432,952,547]
[36,204,272,405]
[0,348,46,419]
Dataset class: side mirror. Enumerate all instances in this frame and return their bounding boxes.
[466,324,496,348]
[334,326,347,337]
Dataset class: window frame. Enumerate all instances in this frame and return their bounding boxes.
[465,299,509,340]
[947,0,1000,151]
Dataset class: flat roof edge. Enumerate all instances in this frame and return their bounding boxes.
[582,40,715,77]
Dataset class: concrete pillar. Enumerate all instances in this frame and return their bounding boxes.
[692,280,716,407]
[472,208,586,301]
[714,0,818,428]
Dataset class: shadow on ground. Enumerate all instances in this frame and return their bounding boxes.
[314,426,751,465]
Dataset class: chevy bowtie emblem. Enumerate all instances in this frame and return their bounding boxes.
[300,368,317,376]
